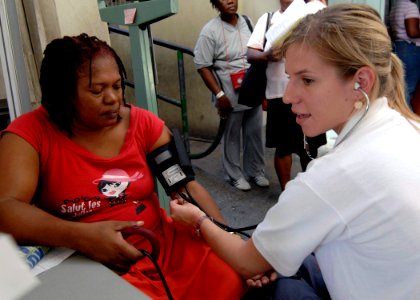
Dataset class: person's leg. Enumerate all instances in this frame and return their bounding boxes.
[274,151,292,191]
[222,111,250,190]
[266,98,296,190]
[300,255,331,300]
[273,276,323,300]
[242,106,268,186]
[277,100,306,182]
[272,255,330,300]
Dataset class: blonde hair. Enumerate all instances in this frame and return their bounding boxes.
[279,3,420,123]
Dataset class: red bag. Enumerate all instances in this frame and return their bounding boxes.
[230,69,247,90]
[262,99,267,111]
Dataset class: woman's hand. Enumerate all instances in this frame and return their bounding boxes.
[75,220,145,273]
[216,96,233,119]
[246,270,278,288]
[169,196,206,228]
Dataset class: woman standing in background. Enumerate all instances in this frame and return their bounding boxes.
[194,0,269,192]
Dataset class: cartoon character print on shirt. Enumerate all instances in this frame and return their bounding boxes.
[60,168,146,219]
[93,169,145,214]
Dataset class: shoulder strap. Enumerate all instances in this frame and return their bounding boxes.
[242,15,253,33]
[263,12,273,48]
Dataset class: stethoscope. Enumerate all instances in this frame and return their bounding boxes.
[304,82,371,159]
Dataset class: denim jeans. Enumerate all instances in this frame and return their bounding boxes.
[393,41,420,108]
[241,255,330,300]
[273,254,331,300]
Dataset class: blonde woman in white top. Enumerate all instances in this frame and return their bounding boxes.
[172,4,420,299]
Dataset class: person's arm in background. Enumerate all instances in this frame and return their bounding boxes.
[197,67,232,119]
[246,12,281,65]
[405,17,420,38]
[246,47,274,63]
[246,12,268,64]
[411,80,420,115]
[0,133,143,271]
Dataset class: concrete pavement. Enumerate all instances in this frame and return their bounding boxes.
[190,141,299,232]
[189,131,336,232]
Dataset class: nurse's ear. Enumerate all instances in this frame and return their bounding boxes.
[352,67,375,110]
[353,66,376,95]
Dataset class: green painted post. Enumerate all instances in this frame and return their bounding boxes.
[128,25,158,112]
[128,25,169,211]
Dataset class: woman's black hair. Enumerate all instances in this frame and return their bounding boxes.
[210,0,218,9]
[39,33,127,137]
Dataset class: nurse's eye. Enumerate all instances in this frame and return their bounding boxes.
[302,78,314,85]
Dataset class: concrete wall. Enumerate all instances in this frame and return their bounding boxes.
[23,0,109,71]
[18,0,109,105]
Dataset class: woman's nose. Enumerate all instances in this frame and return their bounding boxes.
[283,84,293,104]
[103,88,120,104]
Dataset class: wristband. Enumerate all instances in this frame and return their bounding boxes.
[195,215,210,237]
[215,91,225,99]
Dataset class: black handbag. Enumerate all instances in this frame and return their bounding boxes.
[238,12,272,108]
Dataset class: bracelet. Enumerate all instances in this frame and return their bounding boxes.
[215,91,225,99]
[195,215,210,237]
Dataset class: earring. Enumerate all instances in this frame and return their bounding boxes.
[354,100,363,110]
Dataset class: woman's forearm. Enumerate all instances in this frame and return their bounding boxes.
[0,197,83,249]
[185,180,225,224]
[198,216,272,278]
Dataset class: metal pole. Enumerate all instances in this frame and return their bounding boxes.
[128,25,158,113]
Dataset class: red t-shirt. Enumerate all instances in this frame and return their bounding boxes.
[4,105,247,299]
[5,105,164,231]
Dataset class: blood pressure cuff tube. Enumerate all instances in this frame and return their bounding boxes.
[147,129,195,195]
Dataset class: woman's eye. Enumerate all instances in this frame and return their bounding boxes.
[302,78,314,85]
[91,89,102,95]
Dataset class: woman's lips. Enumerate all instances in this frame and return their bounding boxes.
[296,113,311,125]
[102,110,119,119]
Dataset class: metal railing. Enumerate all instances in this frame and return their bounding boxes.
[108,25,225,159]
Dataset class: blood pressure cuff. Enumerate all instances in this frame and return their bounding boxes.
[147,128,195,195]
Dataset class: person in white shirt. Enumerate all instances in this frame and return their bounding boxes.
[171,4,420,299]
[247,0,326,191]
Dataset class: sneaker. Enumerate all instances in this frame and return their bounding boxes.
[231,177,251,191]
[251,176,270,187]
